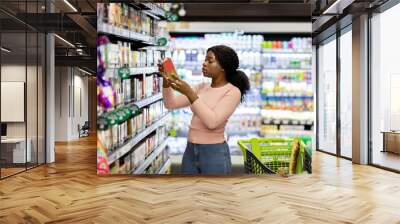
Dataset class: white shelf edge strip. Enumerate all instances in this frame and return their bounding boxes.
[98,22,155,44]
[130,67,158,75]
[132,139,168,174]
[134,93,163,108]
[107,113,169,165]
[157,158,171,174]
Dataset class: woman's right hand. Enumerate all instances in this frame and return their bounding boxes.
[158,59,171,88]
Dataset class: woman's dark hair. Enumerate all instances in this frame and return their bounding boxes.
[207,45,250,102]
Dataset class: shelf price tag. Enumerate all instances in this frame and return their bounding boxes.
[118,67,131,79]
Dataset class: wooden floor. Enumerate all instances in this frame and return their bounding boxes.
[1,167,26,178]
[1,135,400,223]
[372,151,400,171]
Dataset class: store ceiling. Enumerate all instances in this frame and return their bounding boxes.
[177,2,311,22]
[311,0,389,42]
[0,0,96,73]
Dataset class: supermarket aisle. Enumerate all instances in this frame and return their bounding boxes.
[1,135,400,223]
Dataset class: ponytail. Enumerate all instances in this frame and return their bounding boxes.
[227,70,250,102]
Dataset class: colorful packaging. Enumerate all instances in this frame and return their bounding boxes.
[162,58,179,79]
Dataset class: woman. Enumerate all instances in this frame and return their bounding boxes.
[159,45,250,174]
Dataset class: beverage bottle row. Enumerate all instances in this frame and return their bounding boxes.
[97,100,166,153]
[98,105,144,152]
[263,98,314,112]
[261,37,312,51]
[262,70,312,81]
[261,54,311,69]
[171,34,264,51]
[262,81,313,96]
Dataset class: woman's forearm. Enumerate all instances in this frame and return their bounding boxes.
[186,90,199,104]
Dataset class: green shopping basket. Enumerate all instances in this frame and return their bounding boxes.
[237,137,310,175]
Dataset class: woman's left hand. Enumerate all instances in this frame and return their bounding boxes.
[169,77,198,103]
[169,77,192,95]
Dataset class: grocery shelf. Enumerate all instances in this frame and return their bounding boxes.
[132,139,169,174]
[227,130,260,136]
[157,158,171,174]
[262,67,312,70]
[134,92,163,108]
[107,113,170,165]
[262,50,312,54]
[104,66,158,78]
[261,130,313,135]
[146,46,169,51]
[262,94,313,100]
[98,22,156,45]
[263,119,314,126]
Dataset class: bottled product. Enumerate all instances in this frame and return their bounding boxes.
[106,112,119,151]
[127,106,139,137]
[97,115,112,151]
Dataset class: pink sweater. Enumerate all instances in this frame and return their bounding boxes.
[163,83,241,144]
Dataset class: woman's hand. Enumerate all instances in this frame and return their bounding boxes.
[169,77,199,104]
[157,60,171,88]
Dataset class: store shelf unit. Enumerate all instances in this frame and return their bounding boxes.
[263,119,314,126]
[107,113,170,165]
[97,2,172,175]
[140,3,167,20]
[157,158,171,174]
[98,22,156,45]
[133,92,163,108]
[132,138,168,174]
[105,66,159,77]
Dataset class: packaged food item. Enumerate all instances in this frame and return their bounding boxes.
[289,139,300,175]
[162,58,179,79]
[97,115,111,151]
[106,112,119,151]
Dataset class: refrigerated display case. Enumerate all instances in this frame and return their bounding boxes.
[167,33,313,155]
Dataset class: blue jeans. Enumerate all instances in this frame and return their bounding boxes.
[181,141,232,174]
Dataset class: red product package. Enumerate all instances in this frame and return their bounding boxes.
[162,58,179,79]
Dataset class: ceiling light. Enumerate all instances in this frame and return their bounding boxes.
[63,0,78,12]
[1,47,11,53]
[178,8,186,17]
[78,67,92,76]
[54,34,75,48]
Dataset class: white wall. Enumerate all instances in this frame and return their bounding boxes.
[54,67,89,141]
[1,65,33,137]
[55,67,69,141]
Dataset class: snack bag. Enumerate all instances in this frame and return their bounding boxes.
[162,58,179,79]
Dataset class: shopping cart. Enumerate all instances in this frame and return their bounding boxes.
[237,137,312,175]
